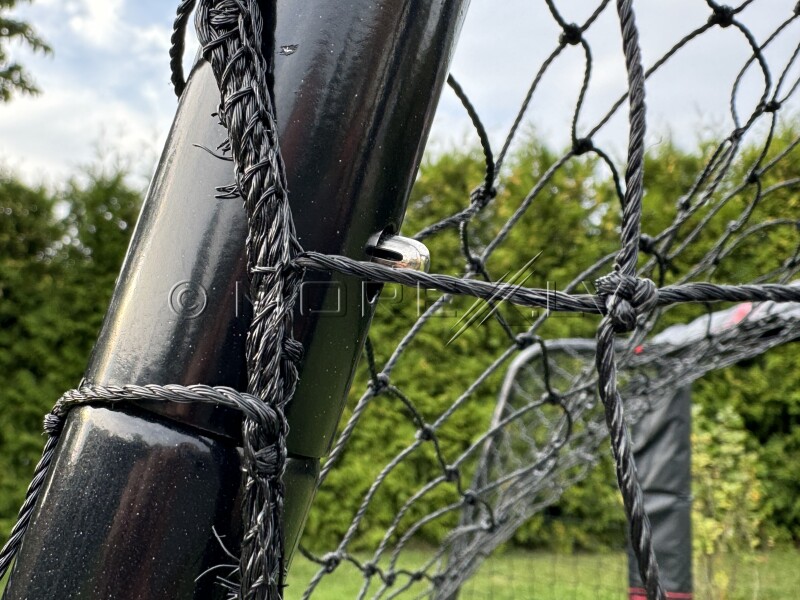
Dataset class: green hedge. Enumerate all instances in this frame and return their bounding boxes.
[1,131,798,554]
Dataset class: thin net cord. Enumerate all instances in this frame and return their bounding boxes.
[2,2,800,600]
[291,2,800,599]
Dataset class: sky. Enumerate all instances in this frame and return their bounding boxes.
[1,0,798,189]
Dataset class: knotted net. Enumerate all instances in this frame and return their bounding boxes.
[3,1,800,600]
[289,2,800,599]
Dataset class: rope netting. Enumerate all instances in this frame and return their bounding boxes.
[290,2,800,599]
[2,1,800,600]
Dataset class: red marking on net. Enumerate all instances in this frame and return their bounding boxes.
[726,302,753,327]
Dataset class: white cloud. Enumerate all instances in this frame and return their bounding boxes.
[131,23,173,57]
[0,0,179,187]
[66,0,124,48]
[432,0,800,158]
[3,0,800,189]
[0,77,167,188]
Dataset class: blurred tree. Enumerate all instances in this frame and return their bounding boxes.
[0,169,140,538]
[692,404,764,599]
[0,0,50,102]
[302,129,800,553]
[1,129,799,557]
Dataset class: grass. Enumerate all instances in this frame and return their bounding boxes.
[694,550,800,600]
[2,547,798,598]
[285,548,800,599]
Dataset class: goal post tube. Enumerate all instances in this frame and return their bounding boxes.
[3,1,470,598]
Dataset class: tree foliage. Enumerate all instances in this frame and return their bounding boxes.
[0,0,50,102]
[0,131,798,557]
[692,404,765,598]
[302,130,800,553]
[0,169,140,536]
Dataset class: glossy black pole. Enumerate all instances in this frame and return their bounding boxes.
[4,1,469,598]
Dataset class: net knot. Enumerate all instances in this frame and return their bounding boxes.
[385,573,397,586]
[572,137,594,155]
[362,562,378,577]
[463,490,478,506]
[515,333,536,350]
[470,185,497,208]
[546,391,562,405]
[595,272,658,333]
[43,412,64,436]
[369,372,391,393]
[252,444,281,479]
[282,338,304,364]
[638,233,657,254]
[560,23,582,46]
[709,5,735,27]
[467,256,485,273]
[762,99,781,113]
[322,552,342,573]
[417,424,435,442]
[444,466,460,482]
[731,127,746,142]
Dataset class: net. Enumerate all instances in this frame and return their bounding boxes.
[290,1,800,599]
[3,1,800,599]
